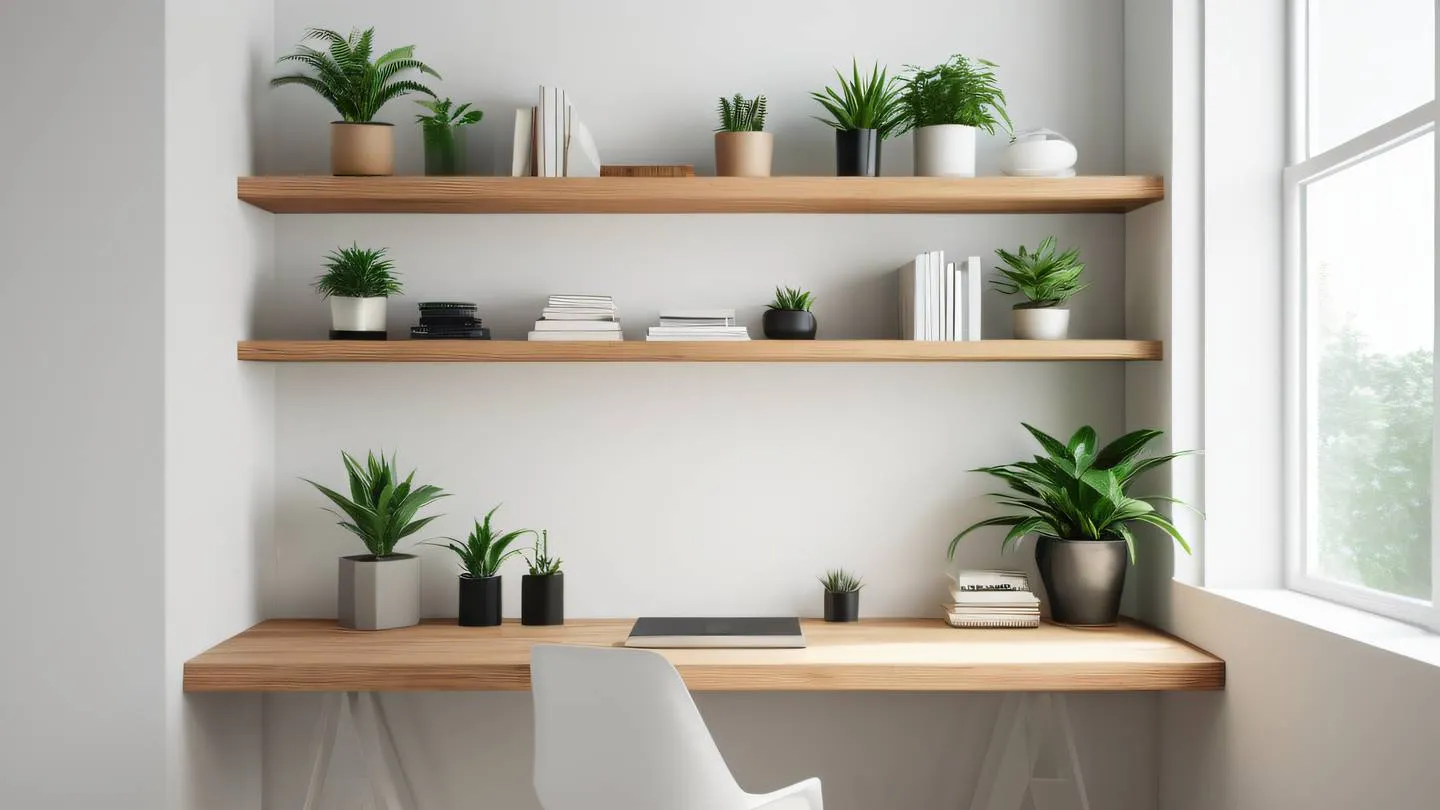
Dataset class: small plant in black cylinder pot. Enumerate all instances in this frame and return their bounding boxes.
[820,569,863,622]
[763,286,817,339]
[811,59,904,177]
[428,504,532,627]
[521,530,564,626]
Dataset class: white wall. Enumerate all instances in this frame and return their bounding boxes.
[0,2,169,807]
[258,1,1158,809]
[163,0,276,809]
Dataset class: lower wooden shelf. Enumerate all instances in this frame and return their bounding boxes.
[182,618,1224,693]
[236,339,1163,363]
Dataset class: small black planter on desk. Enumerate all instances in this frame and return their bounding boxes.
[824,590,860,622]
[835,129,882,177]
[458,575,502,627]
[763,309,818,340]
[522,573,564,626]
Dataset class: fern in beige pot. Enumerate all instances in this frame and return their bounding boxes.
[714,94,773,177]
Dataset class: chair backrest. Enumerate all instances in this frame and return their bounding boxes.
[531,644,749,810]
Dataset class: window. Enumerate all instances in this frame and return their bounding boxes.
[1286,0,1437,625]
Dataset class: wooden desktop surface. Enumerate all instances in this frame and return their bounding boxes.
[183,618,1224,693]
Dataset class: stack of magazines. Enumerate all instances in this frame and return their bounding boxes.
[646,309,749,341]
[944,570,1041,628]
[409,302,489,340]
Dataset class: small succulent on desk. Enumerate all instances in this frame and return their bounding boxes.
[715,94,773,178]
[992,237,1086,340]
[819,568,864,593]
[819,568,863,622]
[430,505,533,580]
[415,98,483,176]
[716,94,768,132]
[525,530,564,576]
[522,530,565,626]
[763,286,818,340]
[768,286,815,312]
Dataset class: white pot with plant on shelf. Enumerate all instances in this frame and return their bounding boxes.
[992,237,1087,340]
[271,27,441,176]
[898,54,1011,177]
[315,244,403,337]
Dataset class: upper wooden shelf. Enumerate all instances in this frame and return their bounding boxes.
[183,618,1224,693]
[236,339,1162,363]
[236,175,1165,214]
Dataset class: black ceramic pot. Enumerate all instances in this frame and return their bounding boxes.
[458,575,502,627]
[1035,537,1128,626]
[521,573,565,626]
[824,590,859,622]
[763,309,818,340]
[835,129,881,177]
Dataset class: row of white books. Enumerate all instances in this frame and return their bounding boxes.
[646,309,750,341]
[528,295,621,341]
[898,252,983,341]
[511,86,601,178]
[943,570,1040,628]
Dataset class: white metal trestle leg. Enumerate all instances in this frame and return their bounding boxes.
[302,691,418,810]
[969,693,1091,810]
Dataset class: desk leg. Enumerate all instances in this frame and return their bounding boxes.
[301,692,418,810]
[968,694,1091,810]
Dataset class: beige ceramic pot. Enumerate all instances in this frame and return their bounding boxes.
[714,131,774,177]
[331,122,395,176]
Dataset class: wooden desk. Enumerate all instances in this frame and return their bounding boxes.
[183,617,1223,693]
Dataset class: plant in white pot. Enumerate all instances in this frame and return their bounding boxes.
[271,27,440,176]
[314,245,403,337]
[949,424,1197,626]
[715,94,772,177]
[897,54,1010,177]
[304,451,448,631]
[992,237,1087,340]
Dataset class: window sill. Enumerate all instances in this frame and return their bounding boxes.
[1193,585,1440,669]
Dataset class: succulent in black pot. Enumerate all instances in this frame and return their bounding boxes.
[763,286,817,340]
[819,568,863,622]
[521,530,565,626]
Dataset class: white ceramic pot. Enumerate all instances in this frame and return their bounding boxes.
[330,296,387,332]
[913,124,977,177]
[1013,307,1070,340]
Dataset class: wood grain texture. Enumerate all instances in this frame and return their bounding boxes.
[236,175,1165,214]
[183,618,1224,693]
[236,339,1163,363]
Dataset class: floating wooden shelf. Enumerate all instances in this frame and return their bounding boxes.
[183,618,1224,693]
[237,175,1165,214]
[236,339,1163,363]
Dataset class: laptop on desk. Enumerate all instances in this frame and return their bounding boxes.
[624,617,807,648]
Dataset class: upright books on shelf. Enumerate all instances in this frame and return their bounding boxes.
[898,252,983,341]
[512,86,601,178]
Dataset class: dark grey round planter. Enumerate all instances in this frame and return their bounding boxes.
[1035,537,1128,626]
[763,309,817,340]
[458,575,502,627]
[521,573,565,626]
[835,129,881,176]
[824,590,859,622]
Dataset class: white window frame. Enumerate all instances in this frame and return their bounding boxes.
[1283,0,1439,628]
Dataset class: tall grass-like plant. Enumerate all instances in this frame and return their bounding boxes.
[992,237,1087,309]
[768,286,815,312]
[304,451,447,559]
[314,245,403,299]
[430,505,533,579]
[819,569,864,593]
[717,94,768,132]
[897,54,1011,134]
[949,424,1197,563]
[272,27,439,122]
[525,530,563,576]
[811,60,904,138]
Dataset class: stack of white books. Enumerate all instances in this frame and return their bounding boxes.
[528,295,622,342]
[897,251,983,340]
[943,570,1041,629]
[646,309,750,341]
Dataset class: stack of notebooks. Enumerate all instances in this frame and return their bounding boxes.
[944,570,1041,628]
[897,252,983,340]
[646,309,750,341]
[409,302,489,340]
[511,86,601,178]
[528,295,622,341]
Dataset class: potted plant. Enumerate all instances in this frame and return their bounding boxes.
[428,505,532,627]
[272,27,440,176]
[304,451,447,631]
[521,530,564,626]
[949,424,1196,626]
[819,569,863,622]
[811,60,904,177]
[992,237,1087,340]
[896,54,1010,177]
[763,286,817,339]
[715,94,772,177]
[314,245,403,337]
[415,98,483,176]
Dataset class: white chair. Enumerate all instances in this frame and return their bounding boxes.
[531,644,823,810]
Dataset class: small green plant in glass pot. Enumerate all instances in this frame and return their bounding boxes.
[763,286,817,340]
[819,569,863,622]
[428,504,534,627]
[304,451,447,630]
[521,531,565,626]
[949,424,1197,626]
[896,54,1010,177]
[314,245,403,337]
[415,98,483,176]
[715,94,772,177]
[811,60,904,176]
[992,237,1087,339]
[271,27,440,176]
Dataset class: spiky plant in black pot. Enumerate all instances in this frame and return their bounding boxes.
[763,286,817,340]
